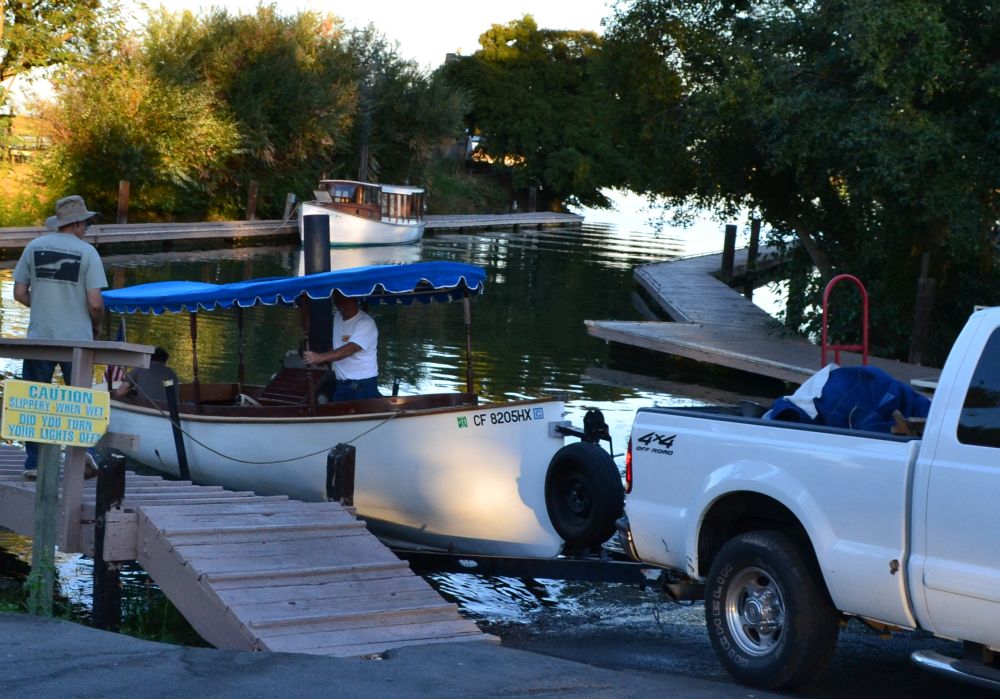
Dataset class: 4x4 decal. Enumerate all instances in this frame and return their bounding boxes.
[635,431,676,455]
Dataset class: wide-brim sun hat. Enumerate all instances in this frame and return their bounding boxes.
[45,195,99,231]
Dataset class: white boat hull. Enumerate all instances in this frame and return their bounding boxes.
[109,398,567,557]
[299,201,425,246]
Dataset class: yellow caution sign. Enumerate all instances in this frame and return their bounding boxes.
[1,379,110,447]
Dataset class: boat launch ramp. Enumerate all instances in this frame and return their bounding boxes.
[586,247,941,386]
[0,445,488,655]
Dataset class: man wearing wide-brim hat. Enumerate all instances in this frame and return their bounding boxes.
[12,195,109,479]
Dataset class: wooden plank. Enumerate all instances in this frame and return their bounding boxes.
[177,539,401,574]
[168,529,377,562]
[203,562,411,584]
[149,522,365,546]
[236,592,458,627]
[212,572,432,605]
[206,562,413,590]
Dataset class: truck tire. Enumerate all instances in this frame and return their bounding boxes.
[705,530,839,689]
[544,442,624,548]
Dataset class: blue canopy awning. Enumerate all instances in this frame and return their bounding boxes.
[103,262,487,315]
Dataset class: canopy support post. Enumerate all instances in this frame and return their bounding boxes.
[300,295,317,413]
[236,307,245,392]
[463,291,474,394]
[189,312,201,410]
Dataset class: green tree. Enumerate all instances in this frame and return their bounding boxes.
[38,49,239,220]
[1,0,110,97]
[606,0,1000,361]
[142,6,357,218]
[441,15,619,209]
[342,25,468,186]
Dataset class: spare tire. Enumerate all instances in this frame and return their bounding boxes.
[545,442,624,548]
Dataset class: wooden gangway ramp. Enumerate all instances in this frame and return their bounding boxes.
[0,446,488,655]
[587,247,941,386]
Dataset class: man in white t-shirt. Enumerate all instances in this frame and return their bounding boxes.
[303,291,380,401]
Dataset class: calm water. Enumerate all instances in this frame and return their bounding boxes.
[0,192,785,628]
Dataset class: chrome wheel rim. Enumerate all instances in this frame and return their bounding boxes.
[724,566,785,656]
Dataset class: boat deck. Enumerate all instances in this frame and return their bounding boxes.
[586,247,941,386]
[0,445,489,655]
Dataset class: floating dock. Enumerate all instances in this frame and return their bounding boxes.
[586,248,941,386]
[0,212,582,257]
[0,446,488,655]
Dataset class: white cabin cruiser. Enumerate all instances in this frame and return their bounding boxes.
[299,180,425,246]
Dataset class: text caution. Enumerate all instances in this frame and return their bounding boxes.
[1,379,110,447]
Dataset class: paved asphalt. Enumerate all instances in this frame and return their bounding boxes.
[0,612,776,698]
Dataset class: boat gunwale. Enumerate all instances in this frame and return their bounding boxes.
[110,391,561,425]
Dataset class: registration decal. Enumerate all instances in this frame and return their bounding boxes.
[468,406,545,427]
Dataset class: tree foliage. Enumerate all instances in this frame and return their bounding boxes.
[440,15,621,209]
[605,0,1000,361]
[38,5,467,220]
[141,6,357,218]
[38,49,239,220]
[0,0,107,86]
[342,25,468,185]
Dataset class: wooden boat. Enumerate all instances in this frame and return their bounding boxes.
[103,263,622,558]
[298,179,426,246]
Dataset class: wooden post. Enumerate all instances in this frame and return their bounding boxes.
[247,180,258,221]
[721,224,737,280]
[92,453,126,631]
[116,180,130,224]
[528,186,537,213]
[26,443,60,616]
[909,252,936,365]
[463,292,474,394]
[744,218,761,299]
[189,312,201,409]
[61,347,95,552]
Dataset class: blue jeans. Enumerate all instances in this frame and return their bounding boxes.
[22,359,71,470]
[21,359,96,471]
[331,377,381,402]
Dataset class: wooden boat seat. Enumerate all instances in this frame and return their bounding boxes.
[255,367,328,406]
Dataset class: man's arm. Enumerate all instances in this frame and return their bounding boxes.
[13,282,30,308]
[303,342,361,366]
[87,288,104,338]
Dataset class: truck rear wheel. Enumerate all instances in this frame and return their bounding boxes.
[705,530,838,689]
[545,442,623,548]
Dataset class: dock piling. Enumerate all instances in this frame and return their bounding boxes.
[721,224,737,280]
[93,453,126,631]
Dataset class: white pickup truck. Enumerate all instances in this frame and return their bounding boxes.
[617,307,1000,690]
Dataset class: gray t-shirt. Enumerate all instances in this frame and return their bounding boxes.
[13,232,108,340]
[124,361,180,402]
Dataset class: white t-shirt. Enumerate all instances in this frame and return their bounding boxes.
[332,309,378,380]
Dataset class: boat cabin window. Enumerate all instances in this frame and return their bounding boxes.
[325,182,379,206]
[382,191,423,222]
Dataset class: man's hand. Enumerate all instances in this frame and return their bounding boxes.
[303,350,326,366]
